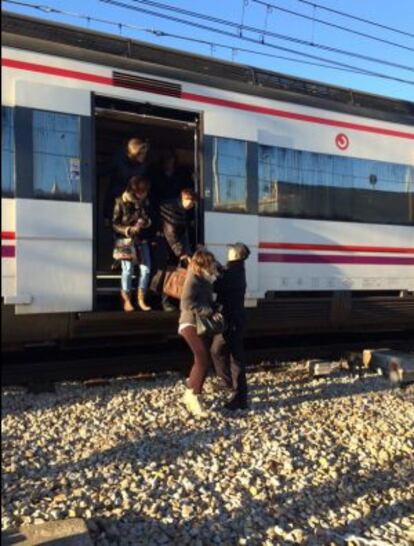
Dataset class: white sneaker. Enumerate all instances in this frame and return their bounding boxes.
[182,388,207,417]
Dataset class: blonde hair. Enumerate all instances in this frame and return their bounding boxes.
[190,249,217,278]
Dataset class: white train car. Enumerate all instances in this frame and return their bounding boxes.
[2,12,413,348]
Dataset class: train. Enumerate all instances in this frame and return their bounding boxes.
[2,11,414,350]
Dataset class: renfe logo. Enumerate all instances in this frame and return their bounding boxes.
[335,133,349,150]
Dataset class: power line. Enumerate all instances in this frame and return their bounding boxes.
[295,0,414,39]
[4,0,380,76]
[4,0,414,86]
[114,0,414,73]
[99,0,414,85]
[252,0,414,52]
[99,0,414,72]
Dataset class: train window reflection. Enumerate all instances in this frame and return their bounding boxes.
[212,137,247,211]
[33,111,81,200]
[1,107,15,196]
[258,145,414,225]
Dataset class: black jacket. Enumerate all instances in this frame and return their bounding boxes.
[112,192,153,242]
[159,198,192,258]
[214,260,247,330]
[151,166,193,205]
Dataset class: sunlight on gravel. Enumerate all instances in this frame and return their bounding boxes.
[2,364,414,546]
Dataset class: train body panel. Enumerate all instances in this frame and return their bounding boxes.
[2,45,413,166]
[2,198,16,300]
[1,13,413,342]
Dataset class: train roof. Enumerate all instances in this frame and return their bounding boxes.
[2,10,414,126]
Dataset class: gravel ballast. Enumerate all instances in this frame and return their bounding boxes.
[2,364,414,545]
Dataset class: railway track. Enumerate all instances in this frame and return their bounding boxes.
[2,330,413,388]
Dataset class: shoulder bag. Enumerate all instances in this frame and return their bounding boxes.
[163,267,188,300]
[196,312,227,337]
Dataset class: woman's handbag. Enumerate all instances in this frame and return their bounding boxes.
[113,238,137,262]
[196,312,227,337]
[163,267,188,300]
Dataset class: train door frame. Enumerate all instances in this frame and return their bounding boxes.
[91,93,203,310]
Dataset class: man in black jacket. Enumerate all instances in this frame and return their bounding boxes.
[157,188,198,311]
[211,243,251,411]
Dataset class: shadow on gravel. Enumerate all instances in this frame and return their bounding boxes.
[84,461,413,545]
[248,375,391,414]
[1,376,182,418]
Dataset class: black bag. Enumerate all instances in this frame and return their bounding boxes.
[196,312,227,337]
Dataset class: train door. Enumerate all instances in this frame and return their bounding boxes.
[93,96,201,309]
[12,81,93,315]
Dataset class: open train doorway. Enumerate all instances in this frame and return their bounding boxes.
[94,95,201,310]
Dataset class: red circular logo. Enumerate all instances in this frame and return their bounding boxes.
[335,133,349,150]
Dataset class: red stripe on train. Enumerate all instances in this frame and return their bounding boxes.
[258,253,414,265]
[2,57,414,140]
[181,92,414,140]
[2,58,113,86]
[259,242,414,254]
[1,232,16,240]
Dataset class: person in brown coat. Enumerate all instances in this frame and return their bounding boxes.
[112,175,153,312]
[179,249,219,417]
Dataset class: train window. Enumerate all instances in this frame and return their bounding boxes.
[258,145,414,225]
[33,111,81,200]
[1,107,15,196]
[212,137,248,211]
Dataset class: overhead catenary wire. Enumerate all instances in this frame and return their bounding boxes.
[251,0,414,52]
[98,0,414,84]
[109,0,414,73]
[1,0,393,76]
[99,0,414,85]
[294,0,414,40]
[3,0,414,86]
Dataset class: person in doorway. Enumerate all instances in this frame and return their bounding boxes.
[179,249,219,417]
[112,175,153,312]
[210,243,251,411]
[158,188,198,311]
[105,137,150,221]
[152,148,194,204]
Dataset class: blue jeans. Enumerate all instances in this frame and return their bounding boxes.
[121,242,151,292]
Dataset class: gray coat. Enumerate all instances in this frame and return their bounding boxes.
[179,270,214,326]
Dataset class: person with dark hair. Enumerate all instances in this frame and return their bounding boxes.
[105,137,150,221]
[157,188,198,311]
[179,249,219,417]
[211,243,251,411]
[112,175,153,312]
[152,148,194,204]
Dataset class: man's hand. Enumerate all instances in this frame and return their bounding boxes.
[128,226,141,236]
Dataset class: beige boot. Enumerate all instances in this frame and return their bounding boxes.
[121,290,134,312]
[137,289,151,312]
[182,388,207,417]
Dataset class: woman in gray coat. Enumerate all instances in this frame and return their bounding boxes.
[179,249,218,416]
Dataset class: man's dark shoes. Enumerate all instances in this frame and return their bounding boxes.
[212,378,234,393]
[225,393,248,411]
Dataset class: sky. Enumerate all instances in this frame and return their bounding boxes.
[3,0,414,101]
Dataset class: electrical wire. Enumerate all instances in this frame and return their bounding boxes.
[101,0,414,84]
[114,0,414,72]
[294,0,414,39]
[251,0,414,52]
[3,0,414,85]
[3,0,377,75]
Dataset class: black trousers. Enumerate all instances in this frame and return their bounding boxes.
[210,327,247,399]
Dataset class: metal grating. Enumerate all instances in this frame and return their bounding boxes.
[256,70,353,104]
[113,71,182,97]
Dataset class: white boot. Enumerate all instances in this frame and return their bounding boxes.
[182,387,207,417]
